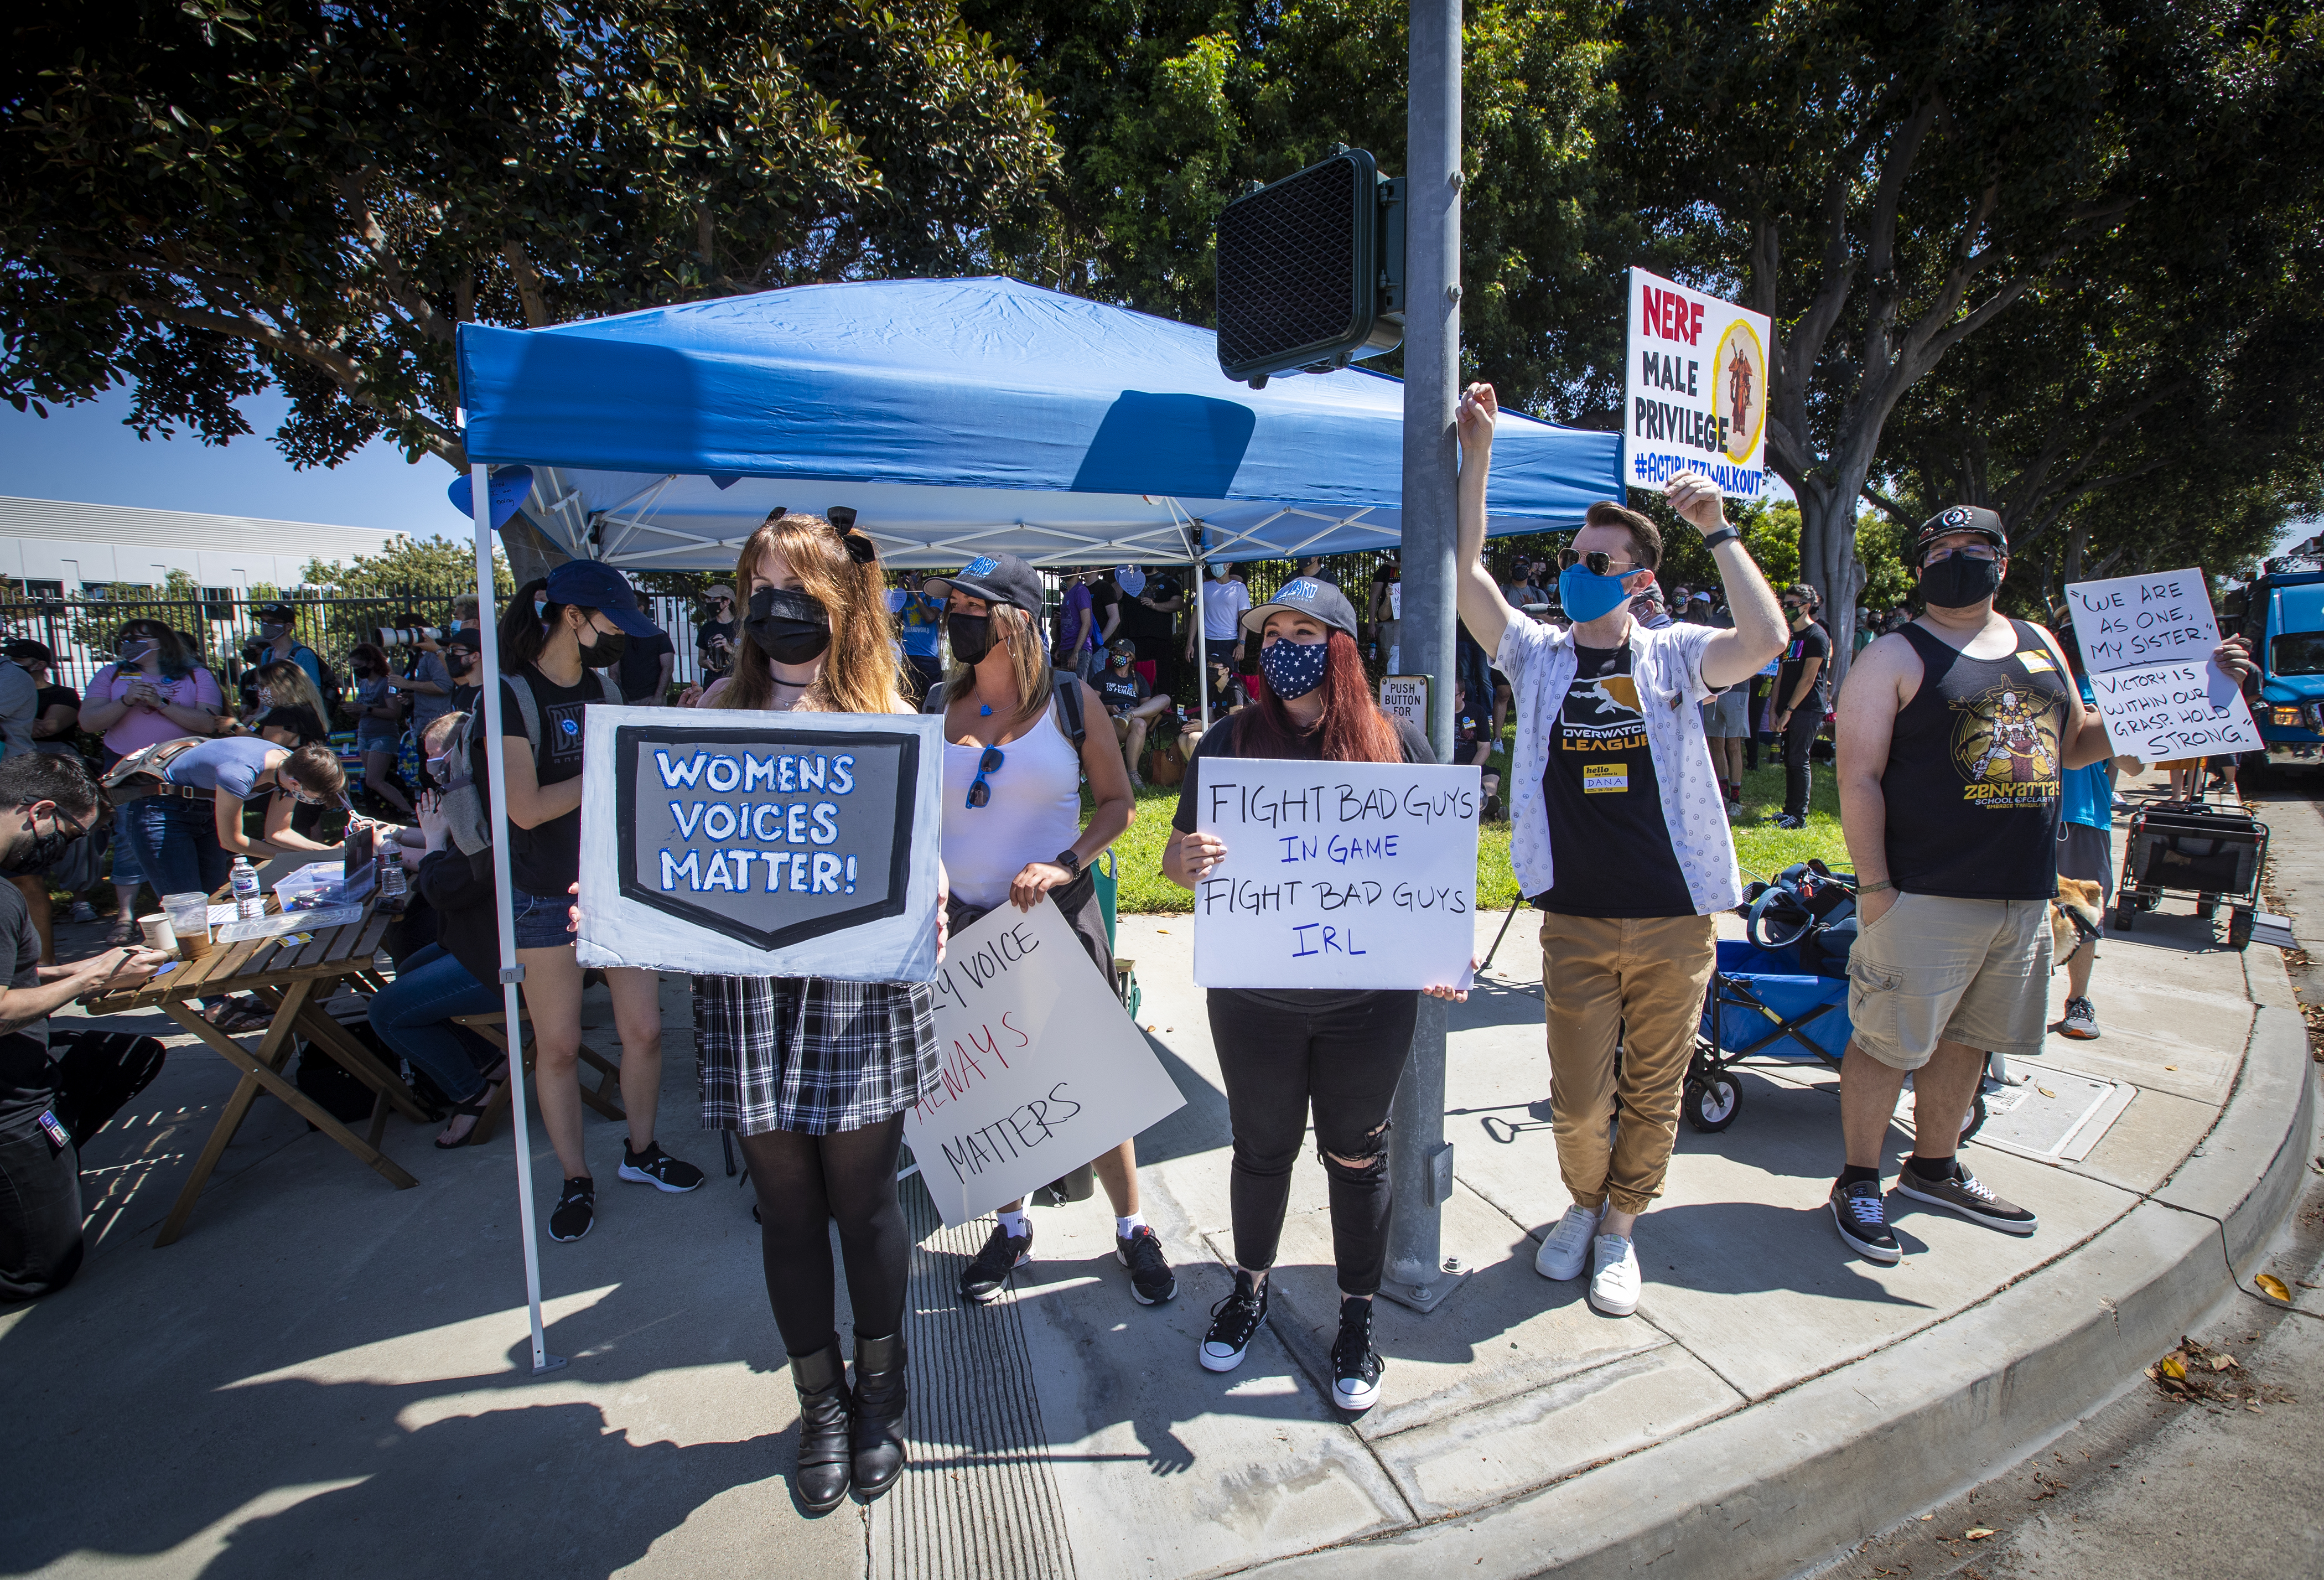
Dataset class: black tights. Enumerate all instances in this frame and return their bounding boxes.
[737,1114,910,1356]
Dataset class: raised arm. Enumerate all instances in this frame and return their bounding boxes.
[1671,474,1786,689]
[1453,383,1513,659]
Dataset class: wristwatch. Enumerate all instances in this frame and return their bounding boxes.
[1699,524,1741,551]
[1053,849,1083,878]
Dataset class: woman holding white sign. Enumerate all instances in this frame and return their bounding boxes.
[1161,576,1465,1415]
[690,510,940,1514]
[925,553,1179,1310]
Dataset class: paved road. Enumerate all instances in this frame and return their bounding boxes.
[1826,771,2324,1580]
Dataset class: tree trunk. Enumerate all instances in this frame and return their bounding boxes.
[1795,470,1869,697]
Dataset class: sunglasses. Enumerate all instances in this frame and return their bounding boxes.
[964,746,1005,809]
[1555,548,1640,577]
[1922,544,2001,567]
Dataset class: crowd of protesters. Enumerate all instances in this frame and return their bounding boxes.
[0,424,2260,1516]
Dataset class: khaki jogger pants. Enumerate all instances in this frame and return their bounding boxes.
[1539,911,1719,1218]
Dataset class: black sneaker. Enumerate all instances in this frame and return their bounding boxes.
[1828,1179,1900,1264]
[549,1177,595,1242]
[1773,812,1806,830]
[1199,1270,1268,1373]
[1895,1161,2038,1236]
[1330,1297,1385,1412]
[1117,1225,1177,1304]
[959,1220,1033,1304]
[618,1140,705,1193]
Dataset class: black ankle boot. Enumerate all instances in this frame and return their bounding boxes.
[851,1331,909,1499]
[788,1339,853,1512]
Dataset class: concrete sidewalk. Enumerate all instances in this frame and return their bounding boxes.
[4,781,2316,1579]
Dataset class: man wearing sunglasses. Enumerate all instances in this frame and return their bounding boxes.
[0,752,169,1299]
[1456,383,1788,1319]
[696,586,738,681]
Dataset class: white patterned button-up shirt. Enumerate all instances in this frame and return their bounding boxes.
[1495,615,1743,916]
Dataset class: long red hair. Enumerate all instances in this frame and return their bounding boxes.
[1233,630,1402,761]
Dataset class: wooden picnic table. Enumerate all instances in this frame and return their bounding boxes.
[81,896,430,1246]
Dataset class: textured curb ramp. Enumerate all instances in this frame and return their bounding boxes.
[874,1175,1078,1579]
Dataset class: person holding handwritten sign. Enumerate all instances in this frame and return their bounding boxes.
[687,511,944,1512]
[1455,382,1789,1321]
[925,555,1179,1311]
[1163,577,1465,1415]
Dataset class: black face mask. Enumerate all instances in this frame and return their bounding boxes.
[946,612,995,665]
[578,630,627,667]
[746,586,832,665]
[1921,552,2003,609]
[2,809,81,877]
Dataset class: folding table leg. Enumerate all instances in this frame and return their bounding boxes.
[284,983,432,1121]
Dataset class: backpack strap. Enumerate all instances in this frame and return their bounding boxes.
[505,671,543,748]
[1051,670,1086,749]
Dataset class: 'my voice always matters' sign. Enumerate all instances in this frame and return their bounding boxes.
[907,901,1186,1227]
[576,706,945,981]
[1191,758,1481,992]
[1625,267,1771,500]
[2063,569,2263,759]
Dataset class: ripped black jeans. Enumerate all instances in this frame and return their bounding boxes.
[1207,988,1420,1296]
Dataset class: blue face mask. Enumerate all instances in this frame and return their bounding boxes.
[1260,636,1331,700]
[1557,564,1637,624]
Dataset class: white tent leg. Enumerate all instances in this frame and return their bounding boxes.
[472,464,564,1376]
[1195,554,1210,735]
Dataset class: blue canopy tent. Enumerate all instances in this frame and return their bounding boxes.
[450,276,1620,1370]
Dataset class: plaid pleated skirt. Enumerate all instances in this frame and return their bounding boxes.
[692,975,938,1136]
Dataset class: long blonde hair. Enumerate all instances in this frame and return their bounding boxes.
[943,602,1054,727]
[256,659,330,723]
[712,512,908,715]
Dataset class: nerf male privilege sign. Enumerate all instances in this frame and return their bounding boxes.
[1624,266,1771,500]
[576,706,945,981]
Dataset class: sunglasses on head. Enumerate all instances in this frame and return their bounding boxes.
[1555,548,1638,577]
[964,745,1004,809]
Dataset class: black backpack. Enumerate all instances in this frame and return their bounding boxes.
[921,671,1087,748]
[1741,861,1861,976]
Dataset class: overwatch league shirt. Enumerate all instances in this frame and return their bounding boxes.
[1533,643,1694,918]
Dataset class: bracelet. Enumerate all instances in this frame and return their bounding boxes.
[1857,879,1895,895]
[1698,525,1741,551]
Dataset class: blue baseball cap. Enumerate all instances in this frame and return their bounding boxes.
[544,560,660,638]
[1241,576,1361,639]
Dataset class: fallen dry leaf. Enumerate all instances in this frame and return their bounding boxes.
[2165,1064,2177,1070]
[2037,1085,2057,1097]
[2211,1354,2236,1371]
[1155,928,1170,934]
[1965,1527,1995,1540]
[2160,1354,2188,1380]
[2255,1273,2292,1303]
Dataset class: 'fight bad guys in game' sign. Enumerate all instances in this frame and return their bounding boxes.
[2062,569,2262,759]
[1192,758,1480,991]
[1625,267,1771,500]
[576,705,945,980]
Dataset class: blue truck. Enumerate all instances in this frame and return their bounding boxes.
[2223,541,2324,779]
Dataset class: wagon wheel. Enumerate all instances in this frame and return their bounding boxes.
[1958,1091,1989,1146]
[2227,907,2255,952]
[1684,1074,1742,1133]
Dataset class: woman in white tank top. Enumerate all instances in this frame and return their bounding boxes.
[925,553,1179,1310]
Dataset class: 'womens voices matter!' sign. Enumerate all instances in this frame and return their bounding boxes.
[575,705,945,981]
[1191,758,1481,991]
[907,900,1186,1226]
[1624,267,1771,500]
[2062,569,2262,760]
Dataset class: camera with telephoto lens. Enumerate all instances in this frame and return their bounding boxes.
[375,627,444,646]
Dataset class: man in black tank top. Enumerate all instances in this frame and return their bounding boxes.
[1824,506,2116,1263]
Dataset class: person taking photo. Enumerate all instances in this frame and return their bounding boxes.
[927,556,1176,1311]
[1453,381,1788,1320]
[1163,576,1467,1414]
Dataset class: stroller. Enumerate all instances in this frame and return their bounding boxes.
[1687,863,1988,1143]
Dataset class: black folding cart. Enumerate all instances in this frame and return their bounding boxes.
[2112,800,2270,951]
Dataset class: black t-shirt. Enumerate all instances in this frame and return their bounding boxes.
[696,618,737,677]
[616,629,675,703]
[1094,666,1149,715]
[449,680,483,714]
[34,684,77,718]
[1777,621,1832,712]
[1206,670,1247,712]
[1090,581,1123,649]
[0,880,53,1126]
[1534,643,1694,918]
[1124,575,1182,660]
[1172,709,1436,1010]
[500,667,608,897]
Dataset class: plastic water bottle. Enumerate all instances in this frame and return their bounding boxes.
[379,853,407,912]
[231,857,263,921]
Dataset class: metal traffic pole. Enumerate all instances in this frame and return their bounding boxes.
[1382,0,1462,1310]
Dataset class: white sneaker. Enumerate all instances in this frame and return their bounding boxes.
[1589,1233,1641,1317]
[1534,1202,1602,1281]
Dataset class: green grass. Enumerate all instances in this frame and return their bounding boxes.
[1097,737,1851,915]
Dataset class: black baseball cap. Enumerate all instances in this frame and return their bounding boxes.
[252,602,298,623]
[544,560,660,638]
[1913,505,2007,562]
[1240,575,1361,639]
[445,627,483,652]
[923,554,1043,616]
[4,640,53,667]
[1107,636,1137,657]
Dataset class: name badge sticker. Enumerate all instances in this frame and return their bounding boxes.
[2016,650,2056,674]
[1584,762,1630,794]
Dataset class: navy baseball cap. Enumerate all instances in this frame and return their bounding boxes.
[1913,505,2007,561]
[544,560,659,638]
[923,553,1044,616]
[1241,576,1361,639]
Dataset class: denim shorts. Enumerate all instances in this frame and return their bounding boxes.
[510,884,577,950]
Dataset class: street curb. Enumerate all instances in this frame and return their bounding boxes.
[1243,1001,2318,1580]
